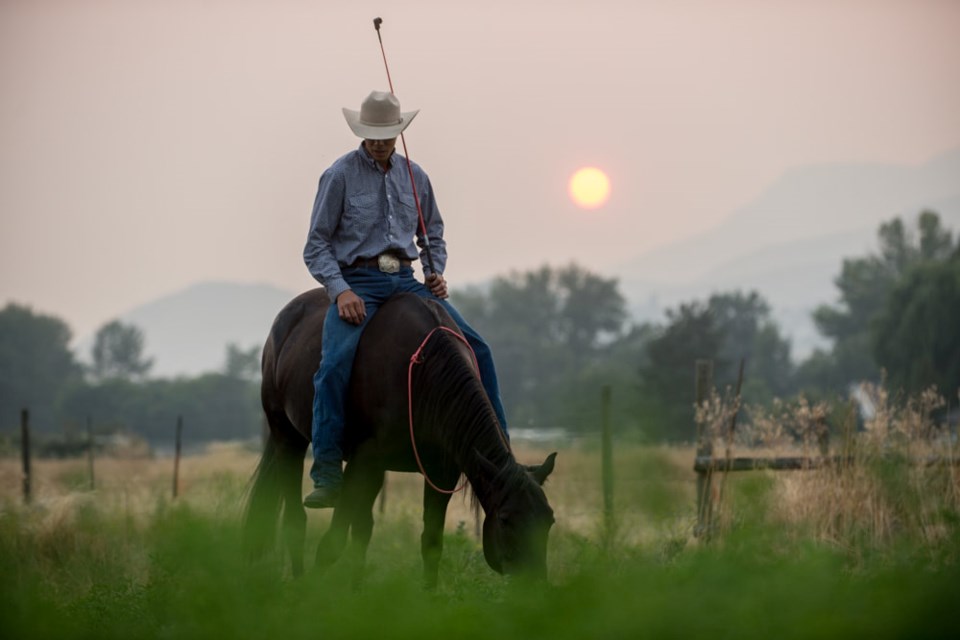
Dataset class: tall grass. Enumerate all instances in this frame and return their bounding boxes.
[2,404,958,639]
[699,384,960,567]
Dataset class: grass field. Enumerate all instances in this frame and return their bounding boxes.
[2,425,958,639]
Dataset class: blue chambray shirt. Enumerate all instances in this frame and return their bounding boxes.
[303,144,447,302]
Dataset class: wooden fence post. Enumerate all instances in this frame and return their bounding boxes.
[601,385,614,547]
[173,415,183,499]
[21,409,32,504]
[87,415,95,491]
[694,360,714,538]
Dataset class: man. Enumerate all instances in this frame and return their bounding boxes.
[302,90,509,508]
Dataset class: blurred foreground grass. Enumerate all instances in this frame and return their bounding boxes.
[1,441,957,638]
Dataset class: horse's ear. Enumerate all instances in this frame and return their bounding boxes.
[529,452,557,486]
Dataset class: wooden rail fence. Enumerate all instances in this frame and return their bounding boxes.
[16,408,187,504]
[692,359,959,539]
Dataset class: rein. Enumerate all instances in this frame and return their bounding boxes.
[406,325,493,494]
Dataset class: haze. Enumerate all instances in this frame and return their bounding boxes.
[2,0,959,341]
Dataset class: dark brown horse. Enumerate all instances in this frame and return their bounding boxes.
[243,289,556,586]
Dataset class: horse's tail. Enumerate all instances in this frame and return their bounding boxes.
[242,421,308,576]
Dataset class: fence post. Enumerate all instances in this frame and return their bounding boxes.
[173,415,183,499]
[694,360,714,538]
[601,385,614,547]
[21,409,32,504]
[87,415,95,491]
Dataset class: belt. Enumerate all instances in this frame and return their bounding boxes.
[346,254,412,273]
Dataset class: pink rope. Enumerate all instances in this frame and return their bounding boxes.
[406,326,478,494]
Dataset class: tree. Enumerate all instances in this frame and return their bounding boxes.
[450,263,628,429]
[90,320,154,381]
[223,343,261,381]
[793,349,846,398]
[917,210,955,261]
[872,252,960,397]
[811,210,956,391]
[0,303,80,430]
[639,301,725,441]
[708,291,794,401]
[554,264,627,359]
[59,373,262,446]
[637,291,794,441]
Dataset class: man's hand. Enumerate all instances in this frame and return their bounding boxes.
[426,273,448,299]
[336,290,366,325]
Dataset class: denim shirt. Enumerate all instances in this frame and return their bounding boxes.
[303,144,447,302]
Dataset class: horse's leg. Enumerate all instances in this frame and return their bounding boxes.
[313,453,384,581]
[341,451,385,588]
[421,471,457,590]
[277,433,308,578]
[243,411,308,579]
[314,504,350,573]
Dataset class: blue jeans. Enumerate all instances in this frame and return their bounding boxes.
[310,266,509,487]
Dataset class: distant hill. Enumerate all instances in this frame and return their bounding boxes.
[618,149,960,359]
[96,150,960,376]
[99,282,302,378]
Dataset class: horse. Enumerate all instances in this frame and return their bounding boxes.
[242,288,556,587]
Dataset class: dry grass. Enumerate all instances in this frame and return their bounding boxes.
[0,440,696,535]
[4,383,957,570]
[0,438,706,611]
[695,384,960,565]
[0,442,251,520]
[2,408,959,638]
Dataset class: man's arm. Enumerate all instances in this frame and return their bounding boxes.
[415,174,447,278]
[303,167,369,324]
[416,173,449,299]
[303,169,351,302]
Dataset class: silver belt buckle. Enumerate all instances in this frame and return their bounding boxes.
[377,253,400,274]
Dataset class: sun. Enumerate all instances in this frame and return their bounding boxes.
[568,167,611,209]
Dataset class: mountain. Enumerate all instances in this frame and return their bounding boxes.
[617,149,960,358]
[109,282,300,378]
[99,150,960,376]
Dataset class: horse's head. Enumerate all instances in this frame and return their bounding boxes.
[479,452,557,580]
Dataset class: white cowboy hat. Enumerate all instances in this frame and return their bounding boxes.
[342,91,419,139]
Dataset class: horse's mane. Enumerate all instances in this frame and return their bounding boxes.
[409,325,528,505]
[410,329,504,455]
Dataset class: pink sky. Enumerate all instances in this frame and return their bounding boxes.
[2,0,959,340]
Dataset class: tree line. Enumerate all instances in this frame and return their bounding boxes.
[453,210,959,440]
[2,210,957,449]
[0,308,262,449]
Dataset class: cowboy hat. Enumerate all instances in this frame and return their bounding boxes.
[342,91,419,139]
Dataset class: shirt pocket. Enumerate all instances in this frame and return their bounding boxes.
[397,193,420,231]
[345,193,380,225]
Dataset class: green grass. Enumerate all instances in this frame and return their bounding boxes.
[2,484,957,640]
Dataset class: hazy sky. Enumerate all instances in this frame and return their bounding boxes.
[2,0,959,341]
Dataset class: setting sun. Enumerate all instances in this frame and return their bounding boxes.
[568,167,611,209]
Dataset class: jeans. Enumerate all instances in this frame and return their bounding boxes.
[310,266,508,487]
